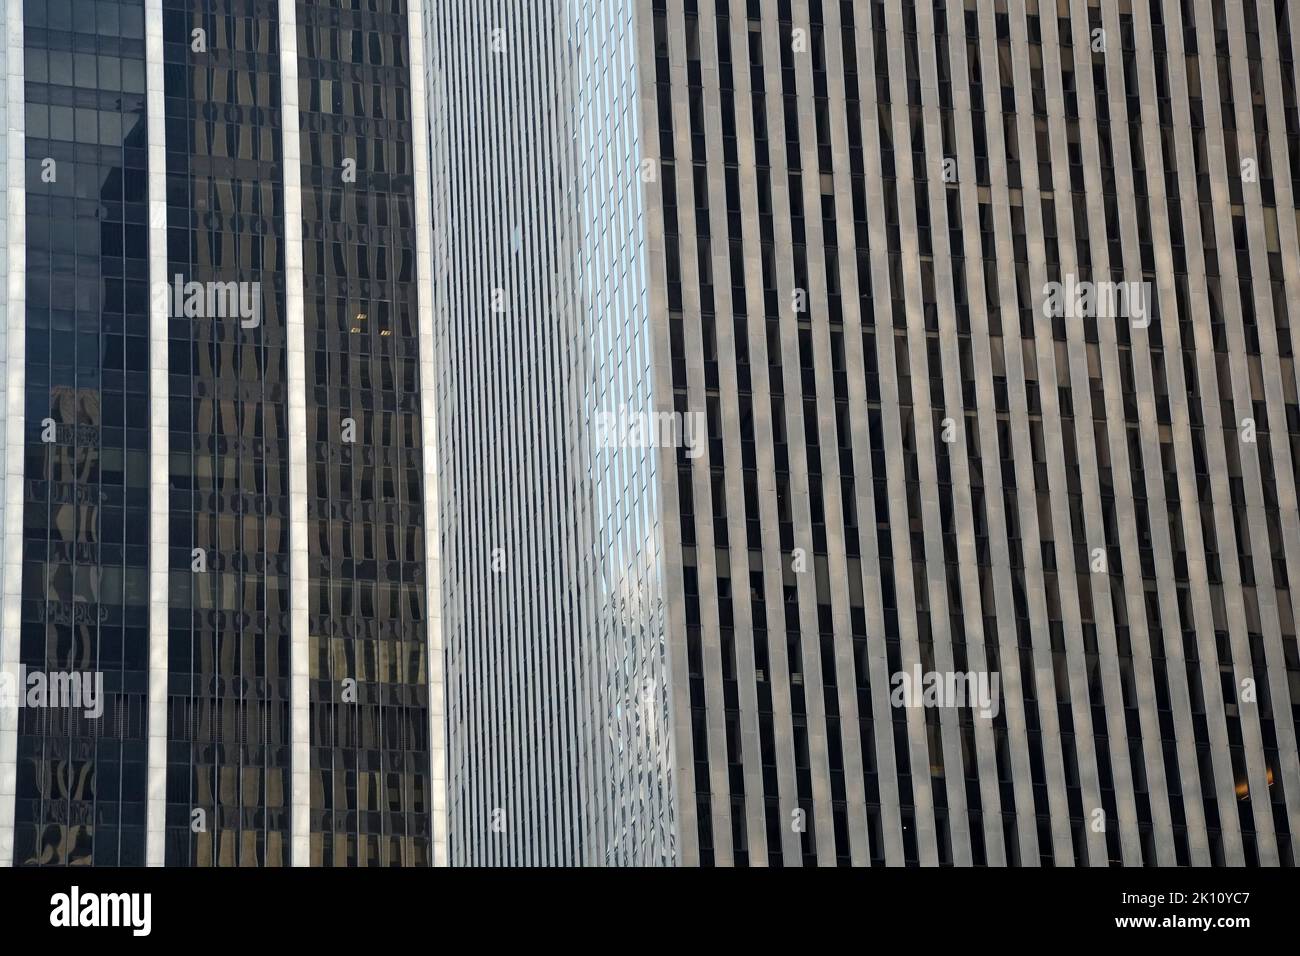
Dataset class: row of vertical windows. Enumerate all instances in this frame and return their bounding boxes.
[655,0,1299,866]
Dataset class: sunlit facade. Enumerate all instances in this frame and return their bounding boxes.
[426,0,676,866]
[432,0,1300,867]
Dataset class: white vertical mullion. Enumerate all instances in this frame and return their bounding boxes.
[144,0,170,868]
[0,0,24,871]
[406,0,446,869]
[277,0,311,868]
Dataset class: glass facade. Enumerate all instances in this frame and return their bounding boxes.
[15,0,151,866]
[3,0,1300,871]
[2,0,437,867]
[161,0,291,866]
[570,0,675,865]
[427,0,676,865]
[298,0,434,867]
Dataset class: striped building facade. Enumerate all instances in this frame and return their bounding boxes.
[426,0,677,866]
[1,0,1299,869]
[431,0,1300,866]
[654,0,1300,866]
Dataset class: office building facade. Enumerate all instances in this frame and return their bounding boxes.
[2,0,1299,869]
[0,0,443,867]
[430,0,1300,866]
[426,0,678,866]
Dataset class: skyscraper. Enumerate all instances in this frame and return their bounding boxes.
[429,0,1300,867]
[0,0,443,867]
[426,0,678,866]
[2,0,1299,871]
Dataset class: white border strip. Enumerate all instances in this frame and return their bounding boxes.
[407,0,446,868]
[0,0,24,870]
[144,0,169,869]
[278,0,311,867]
